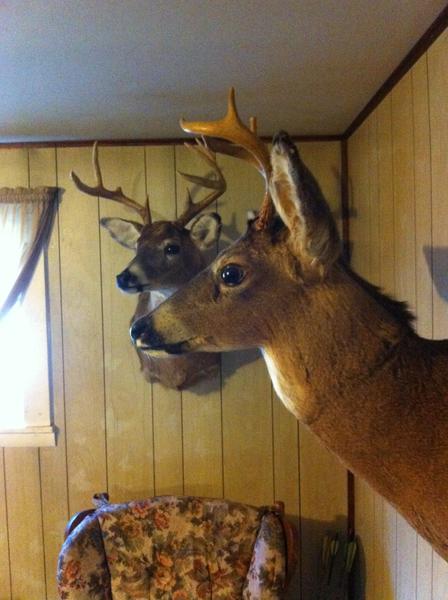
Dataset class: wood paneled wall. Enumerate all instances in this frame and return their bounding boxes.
[0,140,345,599]
[348,29,448,600]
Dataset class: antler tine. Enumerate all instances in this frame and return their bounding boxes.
[70,142,152,225]
[176,138,227,227]
[180,88,270,179]
[180,88,274,230]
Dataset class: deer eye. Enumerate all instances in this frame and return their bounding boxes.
[220,264,245,287]
[165,244,180,256]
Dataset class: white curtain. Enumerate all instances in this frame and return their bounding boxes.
[0,186,59,318]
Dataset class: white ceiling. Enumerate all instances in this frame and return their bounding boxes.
[1,1,446,142]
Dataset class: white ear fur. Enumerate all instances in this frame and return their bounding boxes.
[100,217,143,250]
[269,135,340,275]
[269,149,303,234]
[189,213,222,250]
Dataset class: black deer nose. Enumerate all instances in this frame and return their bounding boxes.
[116,269,140,291]
[130,316,167,349]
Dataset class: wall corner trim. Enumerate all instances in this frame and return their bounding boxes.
[343,4,448,139]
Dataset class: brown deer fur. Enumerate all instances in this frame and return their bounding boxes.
[131,132,448,561]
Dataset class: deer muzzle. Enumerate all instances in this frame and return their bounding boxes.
[130,315,191,355]
[116,268,143,293]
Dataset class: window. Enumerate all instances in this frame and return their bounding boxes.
[0,254,55,447]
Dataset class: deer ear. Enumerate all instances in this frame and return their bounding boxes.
[100,217,143,250]
[189,213,222,250]
[269,131,340,274]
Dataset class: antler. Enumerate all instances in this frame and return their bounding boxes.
[70,142,151,224]
[180,87,274,229]
[176,138,226,227]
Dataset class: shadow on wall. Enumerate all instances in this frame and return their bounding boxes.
[351,534,396,600]
[424,246,448,303]
[298,514,356,600]
[352,536,366,600]
[185,348,261,396]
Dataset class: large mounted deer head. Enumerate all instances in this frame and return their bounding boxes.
[131,92,448,561]
[71,139,226,389]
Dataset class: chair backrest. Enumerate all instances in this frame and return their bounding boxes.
[58,495,297,599]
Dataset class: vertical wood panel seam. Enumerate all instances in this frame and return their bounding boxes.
[46,144,67,600]
[390,109,398,595]
[215,158,225,500]
[176,147,186,495]
[342,139,356,597]
[425,49,436,599]
[173,146,185,495]
[55,147,71,520]
[33,138,47,594]
[180,390,185,495]
[397,52,439,599]
[2,452,12,599]
[150,377,156,495]
[57,147,73,514]
[37,449,48,599]
[28,146,48,597]
[425,52,435,343]
[368,123,376,596]
[297,422,303,600]
[296,420,302,600]
[340,139,350,261]
[375,114,381,286]
[219,354,225,498]
[144,146,157,495]
[410,76,418,312]
[389,101,397,297]
[97,181,109,497]
[375,114,381,281]
[410,66,420,600]
[342,136,356,600]
[374,110,384,600]
[388,110,399,592]
[390,96,399,594]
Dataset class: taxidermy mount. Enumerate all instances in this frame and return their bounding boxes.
[71,140,225,390]
[131,89,448,561]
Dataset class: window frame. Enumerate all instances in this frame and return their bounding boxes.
[0,254,56,447]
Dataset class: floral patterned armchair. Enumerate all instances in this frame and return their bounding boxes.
[58,494,297,599]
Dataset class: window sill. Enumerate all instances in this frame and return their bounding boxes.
[0,425,57,447]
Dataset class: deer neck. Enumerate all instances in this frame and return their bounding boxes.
[263,264,412,428]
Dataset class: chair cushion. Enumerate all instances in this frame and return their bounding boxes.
[99,496,261,599]
[58,495,288,599]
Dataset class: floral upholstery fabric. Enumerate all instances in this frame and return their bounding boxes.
[58,496,288,600]
[242,512,286,599]
[58,513,111,600]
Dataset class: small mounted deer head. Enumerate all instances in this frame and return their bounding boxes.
[131,91,448,561]
[71,139,226,389]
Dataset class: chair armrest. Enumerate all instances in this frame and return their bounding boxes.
[273,501,298,586]
[64,509,96,539]
[64,493,110,539]
[242,510,287,599]
[58,514,112,599]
